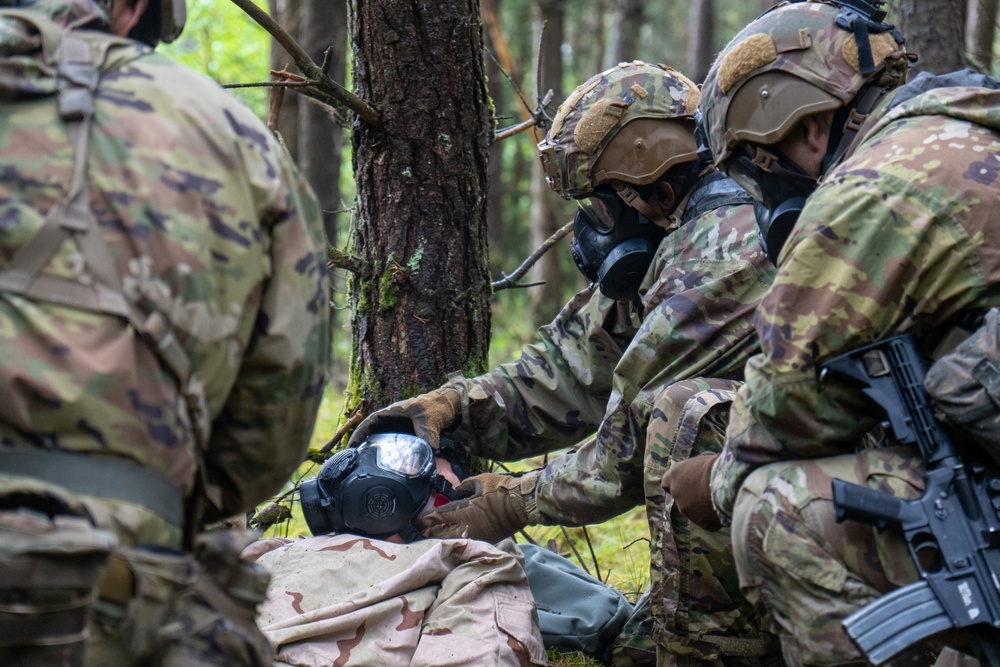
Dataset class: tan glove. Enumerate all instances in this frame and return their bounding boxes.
[661,452,723,532]
[348,387,461,450]
[421,472,534,543]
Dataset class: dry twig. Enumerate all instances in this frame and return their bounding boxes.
[319,409,365,455]
[491,219,574,292]
[228,0,379,125]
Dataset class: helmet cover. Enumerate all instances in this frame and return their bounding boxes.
[538,60,701,199]
[699,0,908,167]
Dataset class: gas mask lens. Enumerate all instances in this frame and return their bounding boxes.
[723,154,764,202]
[576,188,625,231]
[365,432,435,478]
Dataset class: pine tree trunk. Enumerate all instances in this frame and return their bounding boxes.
[298,0,346,249]
[269,0,300,160]
[966,0,998,72]
[605,0,645,68]
[347,0,493,414]
[482,0,508,276]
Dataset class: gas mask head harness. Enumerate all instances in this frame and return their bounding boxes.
[724,142,819,266]
[300,433,459,542]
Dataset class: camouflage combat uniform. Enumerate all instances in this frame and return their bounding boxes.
[0,0,330,663]
[243,535,547,667]
[443,171,776,664]
[707,72,1000,665]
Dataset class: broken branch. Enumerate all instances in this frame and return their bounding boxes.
[228,0,380,125]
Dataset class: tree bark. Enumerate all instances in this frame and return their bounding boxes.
[687,0,714,83]
[482,0,508,276]
[898,0,966,74]
[967,0,998,72]
[347,0,493,412]
[530,0,569,327]
[591,0,609,75]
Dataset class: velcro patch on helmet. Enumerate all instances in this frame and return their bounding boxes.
[549,77,602,143]
[841,32,901,74]
[630,83,648,99]
[718,33,778,94]
[685,88,700,115]
[575,97,628,154]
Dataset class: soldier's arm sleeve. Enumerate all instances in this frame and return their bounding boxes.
[447,288,632,461]
[205,157,331,519]
[525,395,649,526]
[726,166,985,482]
[524,206,771,526]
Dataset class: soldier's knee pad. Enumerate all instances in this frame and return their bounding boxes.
[0,509,116,667]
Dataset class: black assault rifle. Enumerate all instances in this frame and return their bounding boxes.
[819,334,1000,665]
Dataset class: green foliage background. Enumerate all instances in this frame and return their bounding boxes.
[161,0,271,116]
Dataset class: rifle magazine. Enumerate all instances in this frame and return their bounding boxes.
[843,580,954,665]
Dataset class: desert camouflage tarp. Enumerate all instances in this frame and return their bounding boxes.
[243,535,547,667]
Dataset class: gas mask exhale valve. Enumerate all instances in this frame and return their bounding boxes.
[570,186,666,301]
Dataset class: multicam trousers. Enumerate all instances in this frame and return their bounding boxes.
[615,379,781,667]
[730,448,929,667]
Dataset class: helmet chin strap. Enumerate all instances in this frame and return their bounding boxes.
[663,163,713,231]
[823,83,890,172]
[608,182,670,228]
[608,166,708,235]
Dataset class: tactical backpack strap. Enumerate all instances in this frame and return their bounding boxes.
[0,20,215,533]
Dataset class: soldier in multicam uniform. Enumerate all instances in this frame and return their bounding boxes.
[0,0,330,664]
[351,61,779,666]
[243,434,547,667]
[664,1,1000,664]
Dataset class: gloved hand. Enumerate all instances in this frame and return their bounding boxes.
[421,472,534,543]
[661,452,723,532]
[348,387,461,450]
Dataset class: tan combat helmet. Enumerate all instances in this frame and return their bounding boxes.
[537,60,701,203]
[699,0,908,171]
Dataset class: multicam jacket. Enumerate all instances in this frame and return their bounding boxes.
[0,0,330,522]
[243,535,547,667]
[712,71,1000,520]
[449,173,774,525]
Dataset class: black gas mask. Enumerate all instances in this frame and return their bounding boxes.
[300,433,456,543]
[570,184,667,302]
[725,145,817,265]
